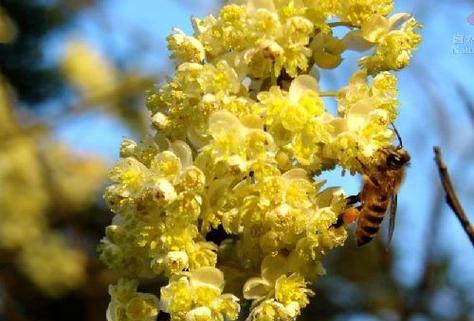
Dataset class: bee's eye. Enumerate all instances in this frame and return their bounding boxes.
[387,154,403,167]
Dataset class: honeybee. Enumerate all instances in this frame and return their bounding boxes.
[335,130,411,246]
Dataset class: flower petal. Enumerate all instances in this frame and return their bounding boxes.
[282,168,308,181]
[189,267,225,291]
[170,141,193,169]
[361,15,389,43]
[247,0,275,12]
[261,254,289,284]
[289,75,319,104]
[243,277,270,300]
[388,13,413,30]
[209,110,244,138]
[342,30,374,52]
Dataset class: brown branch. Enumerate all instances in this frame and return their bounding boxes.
[327,21,358,28]
[433,146,474,247]
[3,293,29,321]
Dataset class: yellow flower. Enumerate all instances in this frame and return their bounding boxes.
[322,70,399,169]
[101,0,421,319]
[310,30,345,69]
[336,0,393,26]
[0,6,17,43]
[343,13,422,74]
[62,39,118,98]
[164,251,190,274]
[147,61,241,143]
[167,28,206,64]
[19,234,86,298]
[273,16,314,77]
[160,267,240,321]
[243,39,284,79]
[43,144,106,212]
[245,264,314,321]
[150,151,183,180]
[257,75,331,169]
[275,273,313,307]
[247,299,297,321]
[193,1,316,78]
[243,254,290,301]
[202,110,276,177]
[107,279,159,321]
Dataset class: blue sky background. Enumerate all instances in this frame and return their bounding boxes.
[45,0,474,296]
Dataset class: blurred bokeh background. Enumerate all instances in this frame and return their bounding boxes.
[0,1,473,320]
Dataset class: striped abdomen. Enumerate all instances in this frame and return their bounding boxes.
[355,182,390,246]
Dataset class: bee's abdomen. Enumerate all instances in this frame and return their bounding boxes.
[355,199,389,246]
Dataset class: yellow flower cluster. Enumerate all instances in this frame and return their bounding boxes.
[344,13,422,74]
[107,279,159,321]
[62,39,119,99]
[61,38,154,131]
[0,78,106,296]
[18,234,87,297]
[160,267,240,321]
[0,6,16,43]
[101,140,218,278]
[101,0,421,320]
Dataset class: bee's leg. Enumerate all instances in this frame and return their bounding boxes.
[346,193,361,205]
[332,193,361,228]
[355,158,382,184]
[332,193,360,227]
[356,158,383,189]
[331,216,345,228]
[332,206,361,228]
[342,206,361,225]
[355,157,369,173]
[249,170,255,184]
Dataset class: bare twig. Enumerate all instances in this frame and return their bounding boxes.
[327,21,358,28]
[3,293,29,321]
[433,146,474,247]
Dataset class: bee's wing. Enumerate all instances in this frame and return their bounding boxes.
[388,194,398,245]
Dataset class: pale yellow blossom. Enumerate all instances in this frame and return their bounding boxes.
[101,0,420,320]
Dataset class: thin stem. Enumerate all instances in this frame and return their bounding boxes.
[433,146,474,247]
[327,21,358,28]
[319,91,339,97]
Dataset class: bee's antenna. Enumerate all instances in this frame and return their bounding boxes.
[391,123,403,148]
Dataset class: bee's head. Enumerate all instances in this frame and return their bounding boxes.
[386,147,411,169]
